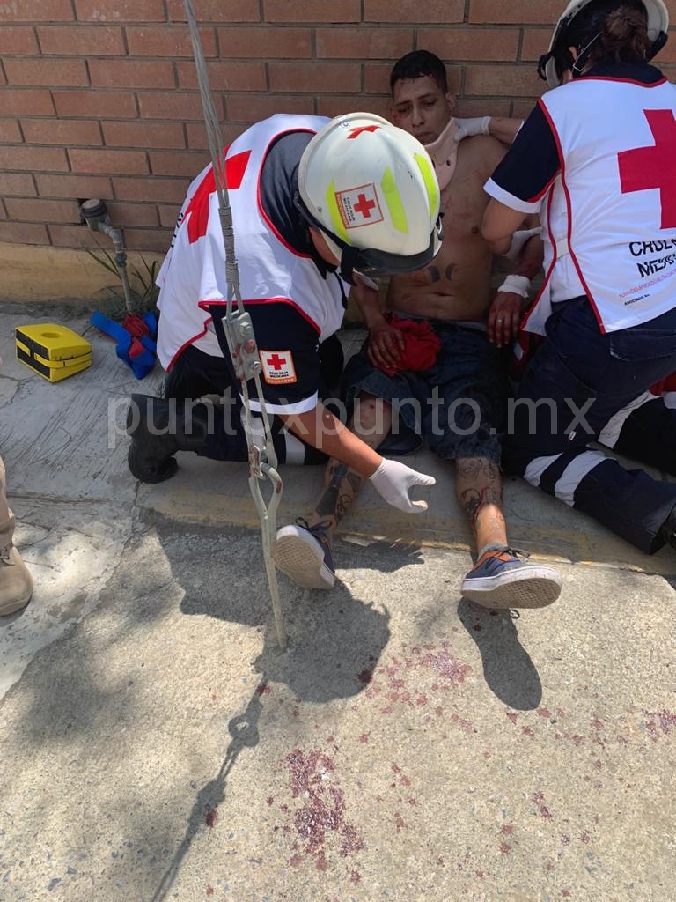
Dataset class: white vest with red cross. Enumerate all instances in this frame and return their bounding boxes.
[156,114,347,370]
[523,75,676,336]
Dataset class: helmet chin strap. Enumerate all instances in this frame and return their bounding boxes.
[571,31,602,77]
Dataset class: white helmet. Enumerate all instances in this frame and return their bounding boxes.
[297,113,443,282]
[538,0,669,88]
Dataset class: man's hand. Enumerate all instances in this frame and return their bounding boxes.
[488,291,526,348]
[369,458,436,513]
[367,320,405,371]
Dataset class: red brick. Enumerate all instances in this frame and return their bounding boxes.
[167,0,261,22]
[0,120,22,143]
[0,27,40,56]
[511,99,542,120]
[149,151,210,177]
[469,0,561,25]
[48,224,115,248]
[521,29,561,62]
[103,120,186,149]
[226,94,315,122]
[89,60,176,89]
[316,27,414,60]
[317,95,391,119]
[138,91,221,121]
[22,119,102,146]
[2,1,73,22]
[0,201,6,221]
[364,0,464,23]
[106,201,159,228]
[112,177,189,205]
[0,222,50,245]
[456,98,515,118]
[69,148,149,175]
[421,27,521,62]
[120,227,171,254]
[264,0,360,22]
[5,197,80,224]
[38,25,125,55]
[158,203,181,227]
[216,26,311,58]
[0,173,37,196]
[5,59,88,87]
[0,145,68,172]
[269,62,360,94]
[53,90,137,119]
[36,173,113,198]
[177,60,267,92]
[75,0,165,22]
[126,26,217,58]
[186,122,247,151]
[464,64,544,98]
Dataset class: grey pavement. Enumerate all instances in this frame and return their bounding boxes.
[0,303,675,902]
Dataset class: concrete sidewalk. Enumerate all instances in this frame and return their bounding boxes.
[0,303,674,902]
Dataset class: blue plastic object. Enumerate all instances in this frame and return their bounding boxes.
[90,311,158,380]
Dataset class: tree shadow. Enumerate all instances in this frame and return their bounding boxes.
[457,598,542,710]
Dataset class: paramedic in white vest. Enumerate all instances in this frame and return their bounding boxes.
[126,113,442,516]
[482,0,676,555]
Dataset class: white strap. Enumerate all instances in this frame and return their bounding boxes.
[555,237,570,258]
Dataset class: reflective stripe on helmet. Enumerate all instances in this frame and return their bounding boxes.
[380,167,408,234]
[414,153,441,222]
[325,180,350,244]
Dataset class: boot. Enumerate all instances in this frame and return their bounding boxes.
[0,455,33,616]
[126,394,209,484]
[0,543,33,616]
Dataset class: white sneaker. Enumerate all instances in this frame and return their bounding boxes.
[274,520,335,590]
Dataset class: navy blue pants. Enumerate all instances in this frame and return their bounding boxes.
[162,339,343,465]
[504,297,676,554]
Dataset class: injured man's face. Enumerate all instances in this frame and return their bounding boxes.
[390,74,458,190]
[390,74,454,147]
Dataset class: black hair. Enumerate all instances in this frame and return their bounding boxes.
[554,0,653,77]
[389,50,448,94]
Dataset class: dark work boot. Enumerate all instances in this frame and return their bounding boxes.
[126,394,209,484]
[658,505,676,552]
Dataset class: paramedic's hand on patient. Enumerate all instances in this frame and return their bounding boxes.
[370,458,436,513]
[453,116,491,141]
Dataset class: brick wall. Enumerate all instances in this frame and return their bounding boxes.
[1,0,674,256]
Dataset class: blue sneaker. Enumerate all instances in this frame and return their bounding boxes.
[274,519,335,590]
[461,544,561,610]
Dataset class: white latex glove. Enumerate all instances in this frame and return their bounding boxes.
[369,458,436,514]
[504,227,542,263]
[453,116,491,142]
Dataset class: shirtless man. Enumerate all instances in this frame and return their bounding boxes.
[274,50,562,610]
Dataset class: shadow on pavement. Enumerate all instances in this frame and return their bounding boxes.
[150,681,265,902]
[457,598,542,710]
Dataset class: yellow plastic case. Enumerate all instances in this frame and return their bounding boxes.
[15,324,92,382]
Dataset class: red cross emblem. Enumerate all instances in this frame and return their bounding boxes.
[267,353,286,370]
[184,149,251,244]
[353,193,377,219]
[347,125,380,139]
[618,109,676,230]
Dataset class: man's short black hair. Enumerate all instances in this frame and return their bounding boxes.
[390,50,448,94]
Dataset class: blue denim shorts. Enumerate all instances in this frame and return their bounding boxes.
[343,321,509,463]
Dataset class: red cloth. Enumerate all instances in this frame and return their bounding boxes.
[121,314,152,338]
[378,315,442,377]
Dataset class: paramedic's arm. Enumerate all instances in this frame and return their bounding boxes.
[279,403,381,477]
[482,200,528,255]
